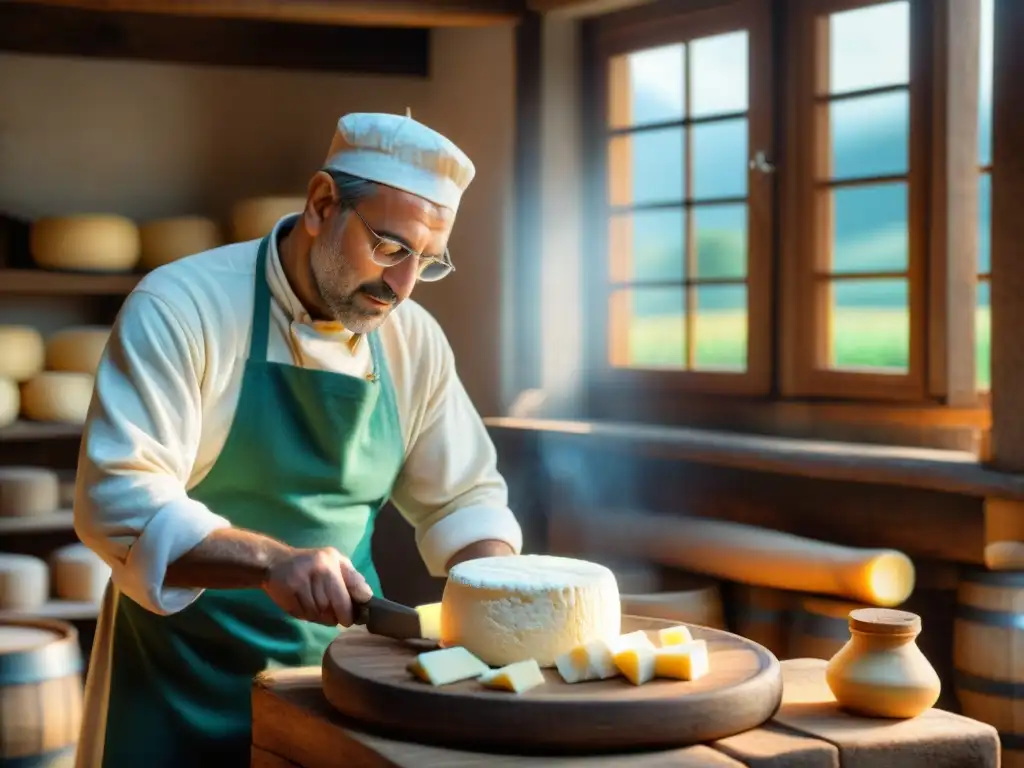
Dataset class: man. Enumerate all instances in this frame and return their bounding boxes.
[73,112,523,767]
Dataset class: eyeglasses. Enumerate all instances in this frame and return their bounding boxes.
[346,207,455,283]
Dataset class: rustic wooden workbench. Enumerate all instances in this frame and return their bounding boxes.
[250,658,999,767]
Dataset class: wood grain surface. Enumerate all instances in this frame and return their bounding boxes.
[321,616,782,753]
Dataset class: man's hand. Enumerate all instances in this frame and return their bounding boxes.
[445,539,516,572]
[263,546,373,626]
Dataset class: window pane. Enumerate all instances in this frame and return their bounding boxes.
[695,204,747,279]
[608,44,686,129]
[829,1,910,95]
[609,287,686,368]
[831,92,909,180]
[608,210,685,283]
[980,0,994,165]
[979,172,991,274]
[832,183,908,274]
[692,118,748,199]
[607,129,684,206]
[690,31,748,117]
[977,280,991,390]
[830,278,909,371]
[694,284,747,370]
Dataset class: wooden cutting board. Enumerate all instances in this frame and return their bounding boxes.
[321,615,782,753]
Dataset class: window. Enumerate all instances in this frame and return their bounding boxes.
[586,0,773,402]
[977,0,993,391]
[581,0,990,422]
[785,0,926,401]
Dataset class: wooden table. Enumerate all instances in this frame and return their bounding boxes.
[251,658,1000,767]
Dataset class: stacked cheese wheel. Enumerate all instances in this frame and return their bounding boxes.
[30,215,141,272]
[229,196,307,242]
[0,545,110,612]
[0,326,43,428]
[19,325,111,425]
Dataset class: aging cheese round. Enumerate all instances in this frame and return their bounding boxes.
[229,196,307,242]
[20,372,94,424]
[45,326,111,375]
[0,467,59,518]
[139,216,222,270]
[0,553,49,611]
[50,543,110,604]
[0,326,45,382]
[0,378,18,429]
[30,215,141,272]
[440,555,621,668]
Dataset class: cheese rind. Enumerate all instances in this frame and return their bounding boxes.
[441,555,621,668]
[0,378,17,428]
[0,326,45,382]
[613,645,657,686]
[655,639,711,681]
[479,659,545,693]
[0,553,48,610]
[407,646,489,686]
[51,543,111,603]
[658,624,694,647]
[30,215,140,272]
[45,326,111,376]
[139,216,222,270]
[20,372,94,424]
[0,467,59,517]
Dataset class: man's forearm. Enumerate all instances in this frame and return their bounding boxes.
[164,528,292,590]
[444,538,515,573]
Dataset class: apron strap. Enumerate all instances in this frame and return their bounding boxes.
[249,235,273,363]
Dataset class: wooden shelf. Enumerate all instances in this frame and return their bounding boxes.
[0,510,74,534]
[0,421,82,442]
[0,268,141,296]
[484,416,1024,500]
[0,600,100,621]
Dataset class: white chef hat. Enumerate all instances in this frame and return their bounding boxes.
[323,111,476,212]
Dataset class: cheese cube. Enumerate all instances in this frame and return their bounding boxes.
[613,645,657,686]
[657,624,693,647]
[654,639,710,681]
[479,659,546,693]
[407,646,489,686]
[415,601,442,641]
[555,639,619,684]
[606,630,655,655]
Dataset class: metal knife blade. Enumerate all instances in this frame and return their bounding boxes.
[352,596,423,640]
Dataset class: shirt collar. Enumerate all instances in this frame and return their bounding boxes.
[265,214,362,352]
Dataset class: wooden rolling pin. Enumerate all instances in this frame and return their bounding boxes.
[553,507,914,607]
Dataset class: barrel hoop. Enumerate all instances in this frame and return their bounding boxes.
[955,668,1024,698]
[736,606,787,625]
[0,639,82,686]
[959,569,1024,588]
[0,745,77,768]
[955,603,1024,630]
[791,611,851,641]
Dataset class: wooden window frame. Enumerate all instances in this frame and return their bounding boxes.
[577,0,987,433]
[582,0,775,420]
[780,0,930,402]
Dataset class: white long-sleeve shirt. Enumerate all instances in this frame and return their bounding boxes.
[73,214,522,616]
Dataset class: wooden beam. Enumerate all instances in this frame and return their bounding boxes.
[526,0,654,16]
[0,2,430,75]
[988,0,1024,471]
[16,0,523,28]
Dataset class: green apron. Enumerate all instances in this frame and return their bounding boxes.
[99,234,405,767]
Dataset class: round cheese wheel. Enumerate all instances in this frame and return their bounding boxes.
[0,378,19,429]
[230,196,307,242]
[30,215,140,272]
[45,326,111,375]
[440,555,621,668]
[20,372,94,424]
[0,326,45,382]
[0,467,59,518]
[0,553,49,610]
[50,543,110,604]
[139,216,223,270]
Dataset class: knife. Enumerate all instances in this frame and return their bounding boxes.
[352,596,427,641]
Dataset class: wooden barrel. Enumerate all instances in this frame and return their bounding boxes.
[954,569,1024,766]
[730,584,793,660]
[0,618,83,766]
[788,597,865,661]
[621,574,725,629]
